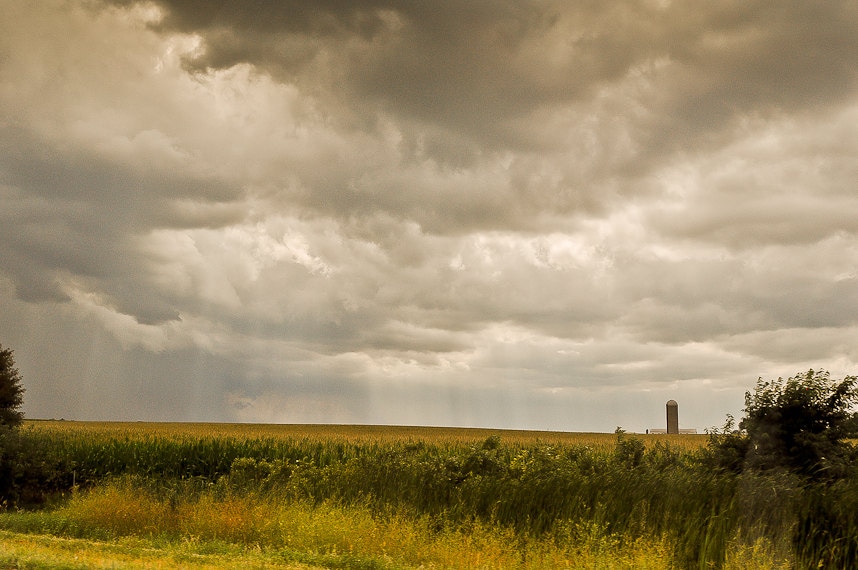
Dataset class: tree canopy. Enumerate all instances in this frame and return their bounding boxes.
[709,370,858,480]
[0,344,25,428]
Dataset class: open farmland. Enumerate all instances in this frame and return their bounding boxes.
[0,421,850,568]
[25,419,709,448]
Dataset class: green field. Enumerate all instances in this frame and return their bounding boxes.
[0,421,840,568]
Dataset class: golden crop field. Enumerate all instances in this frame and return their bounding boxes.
[1,419,801,569]
[25,419,708,450]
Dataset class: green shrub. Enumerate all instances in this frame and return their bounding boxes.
[725,370,858,479]
[706,370,858,568]
[0,428,73,508]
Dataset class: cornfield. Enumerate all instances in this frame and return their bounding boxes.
[2,421,855,568]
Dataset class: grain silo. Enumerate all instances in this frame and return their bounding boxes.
[666,400,679,434]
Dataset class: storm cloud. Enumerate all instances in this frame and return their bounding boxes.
[2,0,857,431]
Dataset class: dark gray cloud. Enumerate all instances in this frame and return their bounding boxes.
[0,124,244,322]
[2,0,857,431]
[132,0,858,146]
[101,0,858,240]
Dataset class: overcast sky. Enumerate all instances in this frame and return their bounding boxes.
[2,0,858,432]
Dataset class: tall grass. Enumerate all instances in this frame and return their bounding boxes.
[2,478,679,569]
[5,422,856,567]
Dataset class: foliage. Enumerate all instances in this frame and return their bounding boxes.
[793,478,858,569]
[0,344,24,428]
[0,487,678,569]
[11,418,858,567]
[704,415,751,474]
[614,428,646,467]
[709,370,858,479]
[0,345,66,508]
[743,370,858,478]
[2,424,739,567]
[0,429,73,508]
[704,370,858,568]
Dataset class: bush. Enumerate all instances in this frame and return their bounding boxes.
[0,344,74,507]
[0,428,74,508]
[706,370,858,568]
[737,370,858,479]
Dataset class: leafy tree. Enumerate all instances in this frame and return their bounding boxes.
[710,370,858,479]
[0,344,25,428]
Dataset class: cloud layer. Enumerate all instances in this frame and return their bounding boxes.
[2,0,858,431]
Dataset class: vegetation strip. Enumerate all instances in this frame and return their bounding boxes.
[1,366,858,568]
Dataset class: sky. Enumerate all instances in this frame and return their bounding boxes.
[2,1,858,433]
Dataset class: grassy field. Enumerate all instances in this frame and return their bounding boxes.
[0,421,815,569]
[0,492,679,569]
[0,529,325,569]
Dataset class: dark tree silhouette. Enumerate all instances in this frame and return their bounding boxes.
[709,369,858,479]
[0,344,25,428]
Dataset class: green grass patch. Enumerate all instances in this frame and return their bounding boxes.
[0,529,322,569]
